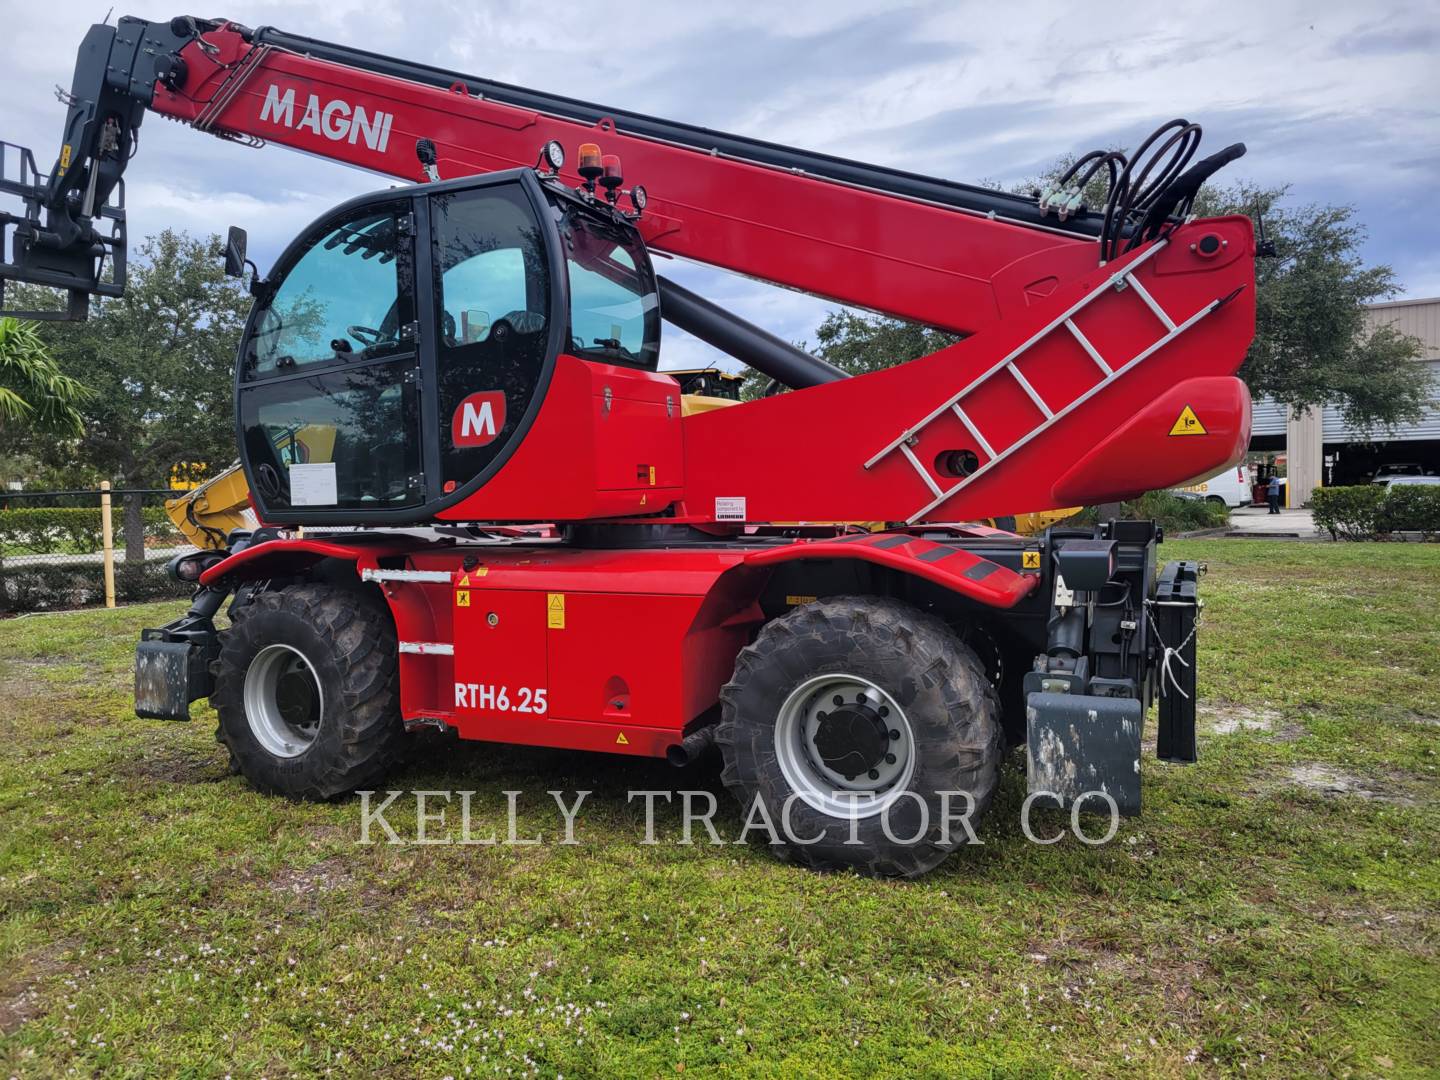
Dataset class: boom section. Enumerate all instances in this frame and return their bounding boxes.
[145,18,1086,333]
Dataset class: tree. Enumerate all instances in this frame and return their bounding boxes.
[1196,182,1430,431]
[0,316,90,439]
[800,168,1430,433]
[739,313,958,400]
[15,230,250,560]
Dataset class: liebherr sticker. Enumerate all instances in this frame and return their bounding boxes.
[259,84,395,153]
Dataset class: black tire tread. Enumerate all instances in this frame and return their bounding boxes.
[212,583,404,801]
[717,596,1004,878]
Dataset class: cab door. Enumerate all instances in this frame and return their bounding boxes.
[237,200,425,521]
[424,176,560,501]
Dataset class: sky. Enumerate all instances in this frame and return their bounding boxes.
[2,0,1437,371]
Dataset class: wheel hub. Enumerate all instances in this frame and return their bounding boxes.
[811,697,894,780]
[243,643,324,758]
[774,673,915,819]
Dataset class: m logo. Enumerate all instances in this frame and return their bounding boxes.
[451,391,507,448]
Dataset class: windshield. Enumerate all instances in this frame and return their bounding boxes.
[556,207,659,369]
[246,208,408,378]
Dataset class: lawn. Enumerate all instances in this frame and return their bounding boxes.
[0,541,1436,1077]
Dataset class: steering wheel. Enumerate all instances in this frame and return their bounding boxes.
[347,325,385,347]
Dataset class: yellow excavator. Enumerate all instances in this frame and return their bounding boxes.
[165,423,336,548]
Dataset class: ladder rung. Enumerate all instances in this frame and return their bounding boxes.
[899,441,943,497]
[950,404,996,458]
[903,292,1225,523]
[1126,273,1177,331]
[1007,363,1053,419]
[862,239,1172,470]
[1064,318,1111,375]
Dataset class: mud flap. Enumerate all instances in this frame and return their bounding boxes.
[1025,692,1143,816]
[1153,560,1199,763]
[134,638,208,720]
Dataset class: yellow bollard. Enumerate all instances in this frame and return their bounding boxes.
[99,481,116,609]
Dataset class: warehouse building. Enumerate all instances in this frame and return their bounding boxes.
[1250,296,1440,505]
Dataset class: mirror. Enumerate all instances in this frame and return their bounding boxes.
[224,226,249,279]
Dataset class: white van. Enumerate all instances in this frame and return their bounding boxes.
[1174,465,1251,507]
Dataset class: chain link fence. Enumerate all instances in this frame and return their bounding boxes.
[0,488,197,613]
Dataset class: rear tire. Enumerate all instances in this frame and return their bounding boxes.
[718,597,1003,878]
[212,583,404,800]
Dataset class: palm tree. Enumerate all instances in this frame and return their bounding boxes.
[0,316,90,437]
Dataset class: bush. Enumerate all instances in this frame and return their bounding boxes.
[1312,484,1440,541]
[1075,491,1231,533]
[0,507,103,554]
[1374,485,1440,539]
[0,556,190,613]
[0,504,183,556]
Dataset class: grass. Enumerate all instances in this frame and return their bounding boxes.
[0,540,1436,1078]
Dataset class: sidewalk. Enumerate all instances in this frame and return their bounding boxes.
[1225,506,1319,538]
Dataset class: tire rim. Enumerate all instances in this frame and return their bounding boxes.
[774,673,916,819]
[243,644,324,758]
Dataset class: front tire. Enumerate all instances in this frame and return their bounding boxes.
[718,597,1003,878]
[212,583,404,800]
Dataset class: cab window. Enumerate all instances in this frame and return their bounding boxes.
[245,207,410,379]
[559,210,659,369]
[242,366,422,511]
[432,185,552,488]
[237,200,422,516]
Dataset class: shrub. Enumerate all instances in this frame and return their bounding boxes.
[0,504,183,556]
[1312,484,1440,541]
[0,507,103,555]
[1075,491,1230,533]
[1372,485,1440,540]
[0,556,190,613]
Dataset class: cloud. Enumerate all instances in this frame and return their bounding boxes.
[2,0,1436,350]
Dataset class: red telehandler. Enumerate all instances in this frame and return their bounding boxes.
[0,15,1255,876]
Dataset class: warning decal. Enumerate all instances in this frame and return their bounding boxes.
[615,732,629,746]
[547,592,566,630]
[1022,550,1041,570]
[1168,405,1207,436]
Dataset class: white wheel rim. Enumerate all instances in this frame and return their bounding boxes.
[243,644,324,758]
[774,673,916,819]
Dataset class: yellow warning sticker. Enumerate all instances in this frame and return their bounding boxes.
[1169,404,1207,436]
[785,595,818,606]
[648,465,656,486]
[455,590,471,608]
[1022,550,1041,570]
[458,572,469,587]
[59,144,72,174]
[547,592,566,629]
[615,732,629,746]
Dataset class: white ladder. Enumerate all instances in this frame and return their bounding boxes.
[864,239,1227,523]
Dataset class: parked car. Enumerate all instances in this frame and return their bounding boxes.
[1372,474,1440,490]
[1174,465,1251,507]
[1372,462,1427,478]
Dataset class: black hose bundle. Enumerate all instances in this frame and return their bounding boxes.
[1098,119,1203,262]
[1042,118,1245,264]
